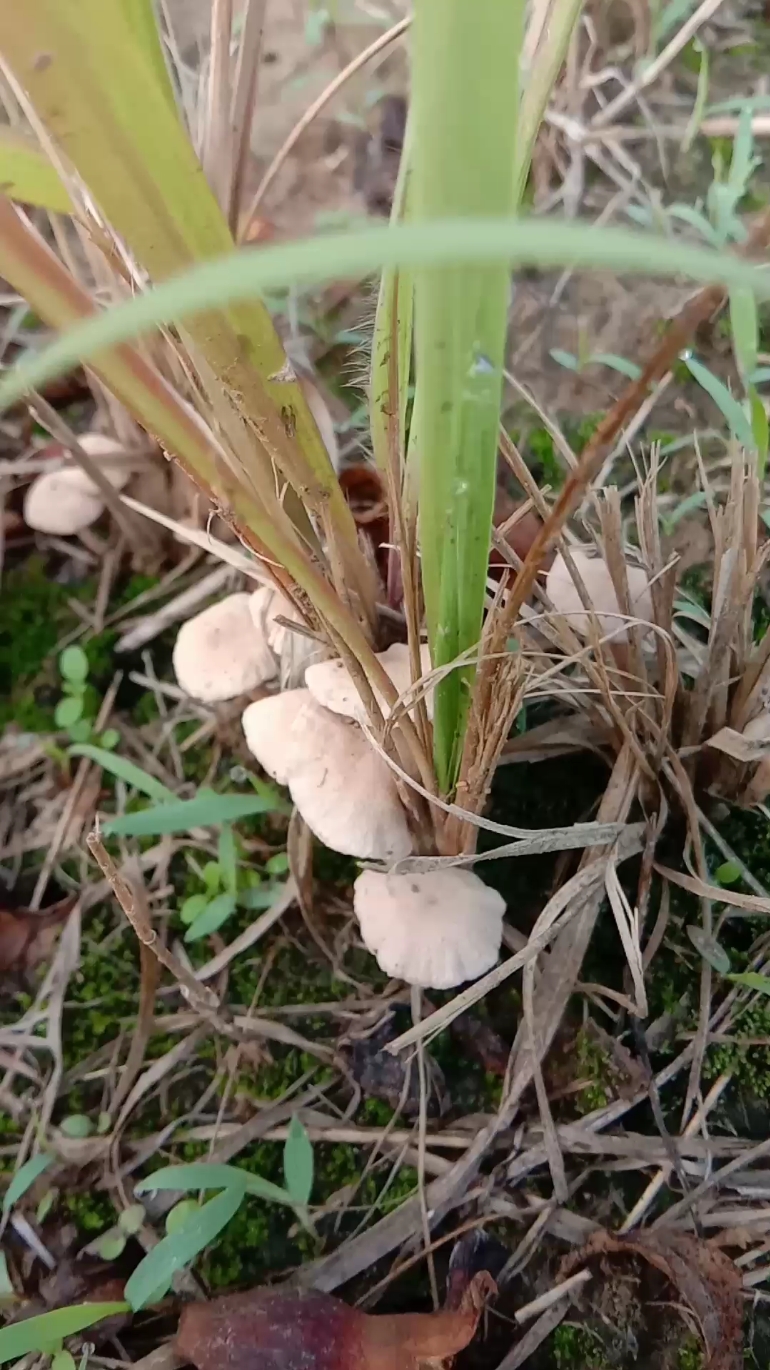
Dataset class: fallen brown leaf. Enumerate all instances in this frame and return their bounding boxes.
[176,1273,495,1370]
[560,1229,742,1370]
[0,895,76,974]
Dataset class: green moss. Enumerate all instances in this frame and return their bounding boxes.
[676,1334,705,1370]
[574,1029,611,1114]
[552,1323,610,1370]
[62,1190,114,1234]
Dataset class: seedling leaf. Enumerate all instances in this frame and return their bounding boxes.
[3,1153,54,1212]
[135,1162,292,1207]
[68,745,175,803]
[125,1183,246,1311]
[283,1117,314,1207]
[0,1304,127,1364]
[103,789,275,837]
[183,892,237,942]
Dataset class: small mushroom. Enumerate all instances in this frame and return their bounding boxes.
[306,642,434,722]
[241,688,311,784]
[353,867,506,988]
[242,690,412,860]
[546,549,652,640]
[173,592,277,702]
[23,433,131,535]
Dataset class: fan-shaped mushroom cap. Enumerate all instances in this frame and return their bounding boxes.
[241,688,310,785]
[23,433,131,535]
[353,867,505,989]
[173,592,277,702]
[242,691,412,860]
[305,642,434,722]
[546,549,652,640]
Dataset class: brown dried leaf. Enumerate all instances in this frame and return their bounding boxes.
[0,895,76,974]
[176,1275,495,1370]
[560,1229,742,1370]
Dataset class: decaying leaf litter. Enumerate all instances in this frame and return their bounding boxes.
[3,1,770,1368]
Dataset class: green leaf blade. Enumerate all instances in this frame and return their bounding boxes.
[0,1304,127,1365]
[125,1182,246,1311]
[283,1117,314,1207]
[68,745,175,803]
[103,790,275,838]
[3,1153,54,1213]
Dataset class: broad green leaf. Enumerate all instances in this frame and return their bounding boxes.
[99,728,120,751]
[59,1114,94,1139]
[183,892,237,942]
[715,860,742,886]
[729,286,758,381]
[68,745,175,803]
[59,645,89,684]
[684,355,755,450]
[412,0,524,786]
[135,1162,292,1207]
[103,789,275,838]
[55,696,83,729]
[283,1117,314,1207]
[120,0,176,112]
[118,1202,146,1235]
[0,127,73,213]
[52,1353,77,1370]
[93,1232,126,1261]
[165,1198,201,1236]
[238,885,280,911]
[125,1183,246,1311]
[3,219,770,431]
[265,852,289,876]
[0,1304,127,1365]
[3,1153,54,1213]
[180,893,209,926]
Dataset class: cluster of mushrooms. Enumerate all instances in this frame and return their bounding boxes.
[170,585,508,989]
[167,541,661,990]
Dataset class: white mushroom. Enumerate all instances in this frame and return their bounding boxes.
[305,642,434,722]
[241,688,311,785]
[24,433,132,535]
[173,592,277,702]
[353,867,506,989]
[546,549,652,640]
[242,690,412,860]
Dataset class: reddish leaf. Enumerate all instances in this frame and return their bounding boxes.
[176,1274,495,1370]
[560,1229,742,1370]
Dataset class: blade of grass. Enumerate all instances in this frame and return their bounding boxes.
[515,0,584,204]
[0,127,72,213]
[68,745,176,803]
[4,219,769,418]
[103,789,278,838]
[125,1182,245,1311]
[409,0,528,786]
[120,0,177,111]
[135,1162,292,1206]
[0,1305,128,1365]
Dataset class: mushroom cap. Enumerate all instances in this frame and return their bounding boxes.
[286,697,412,860]
[545,549,652,640]
[243,689,412,859]
[173,592,278,702]
[353,867,505,989]
[241,688,311,784]
[24,434,132,535]
[305,642,433,722]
